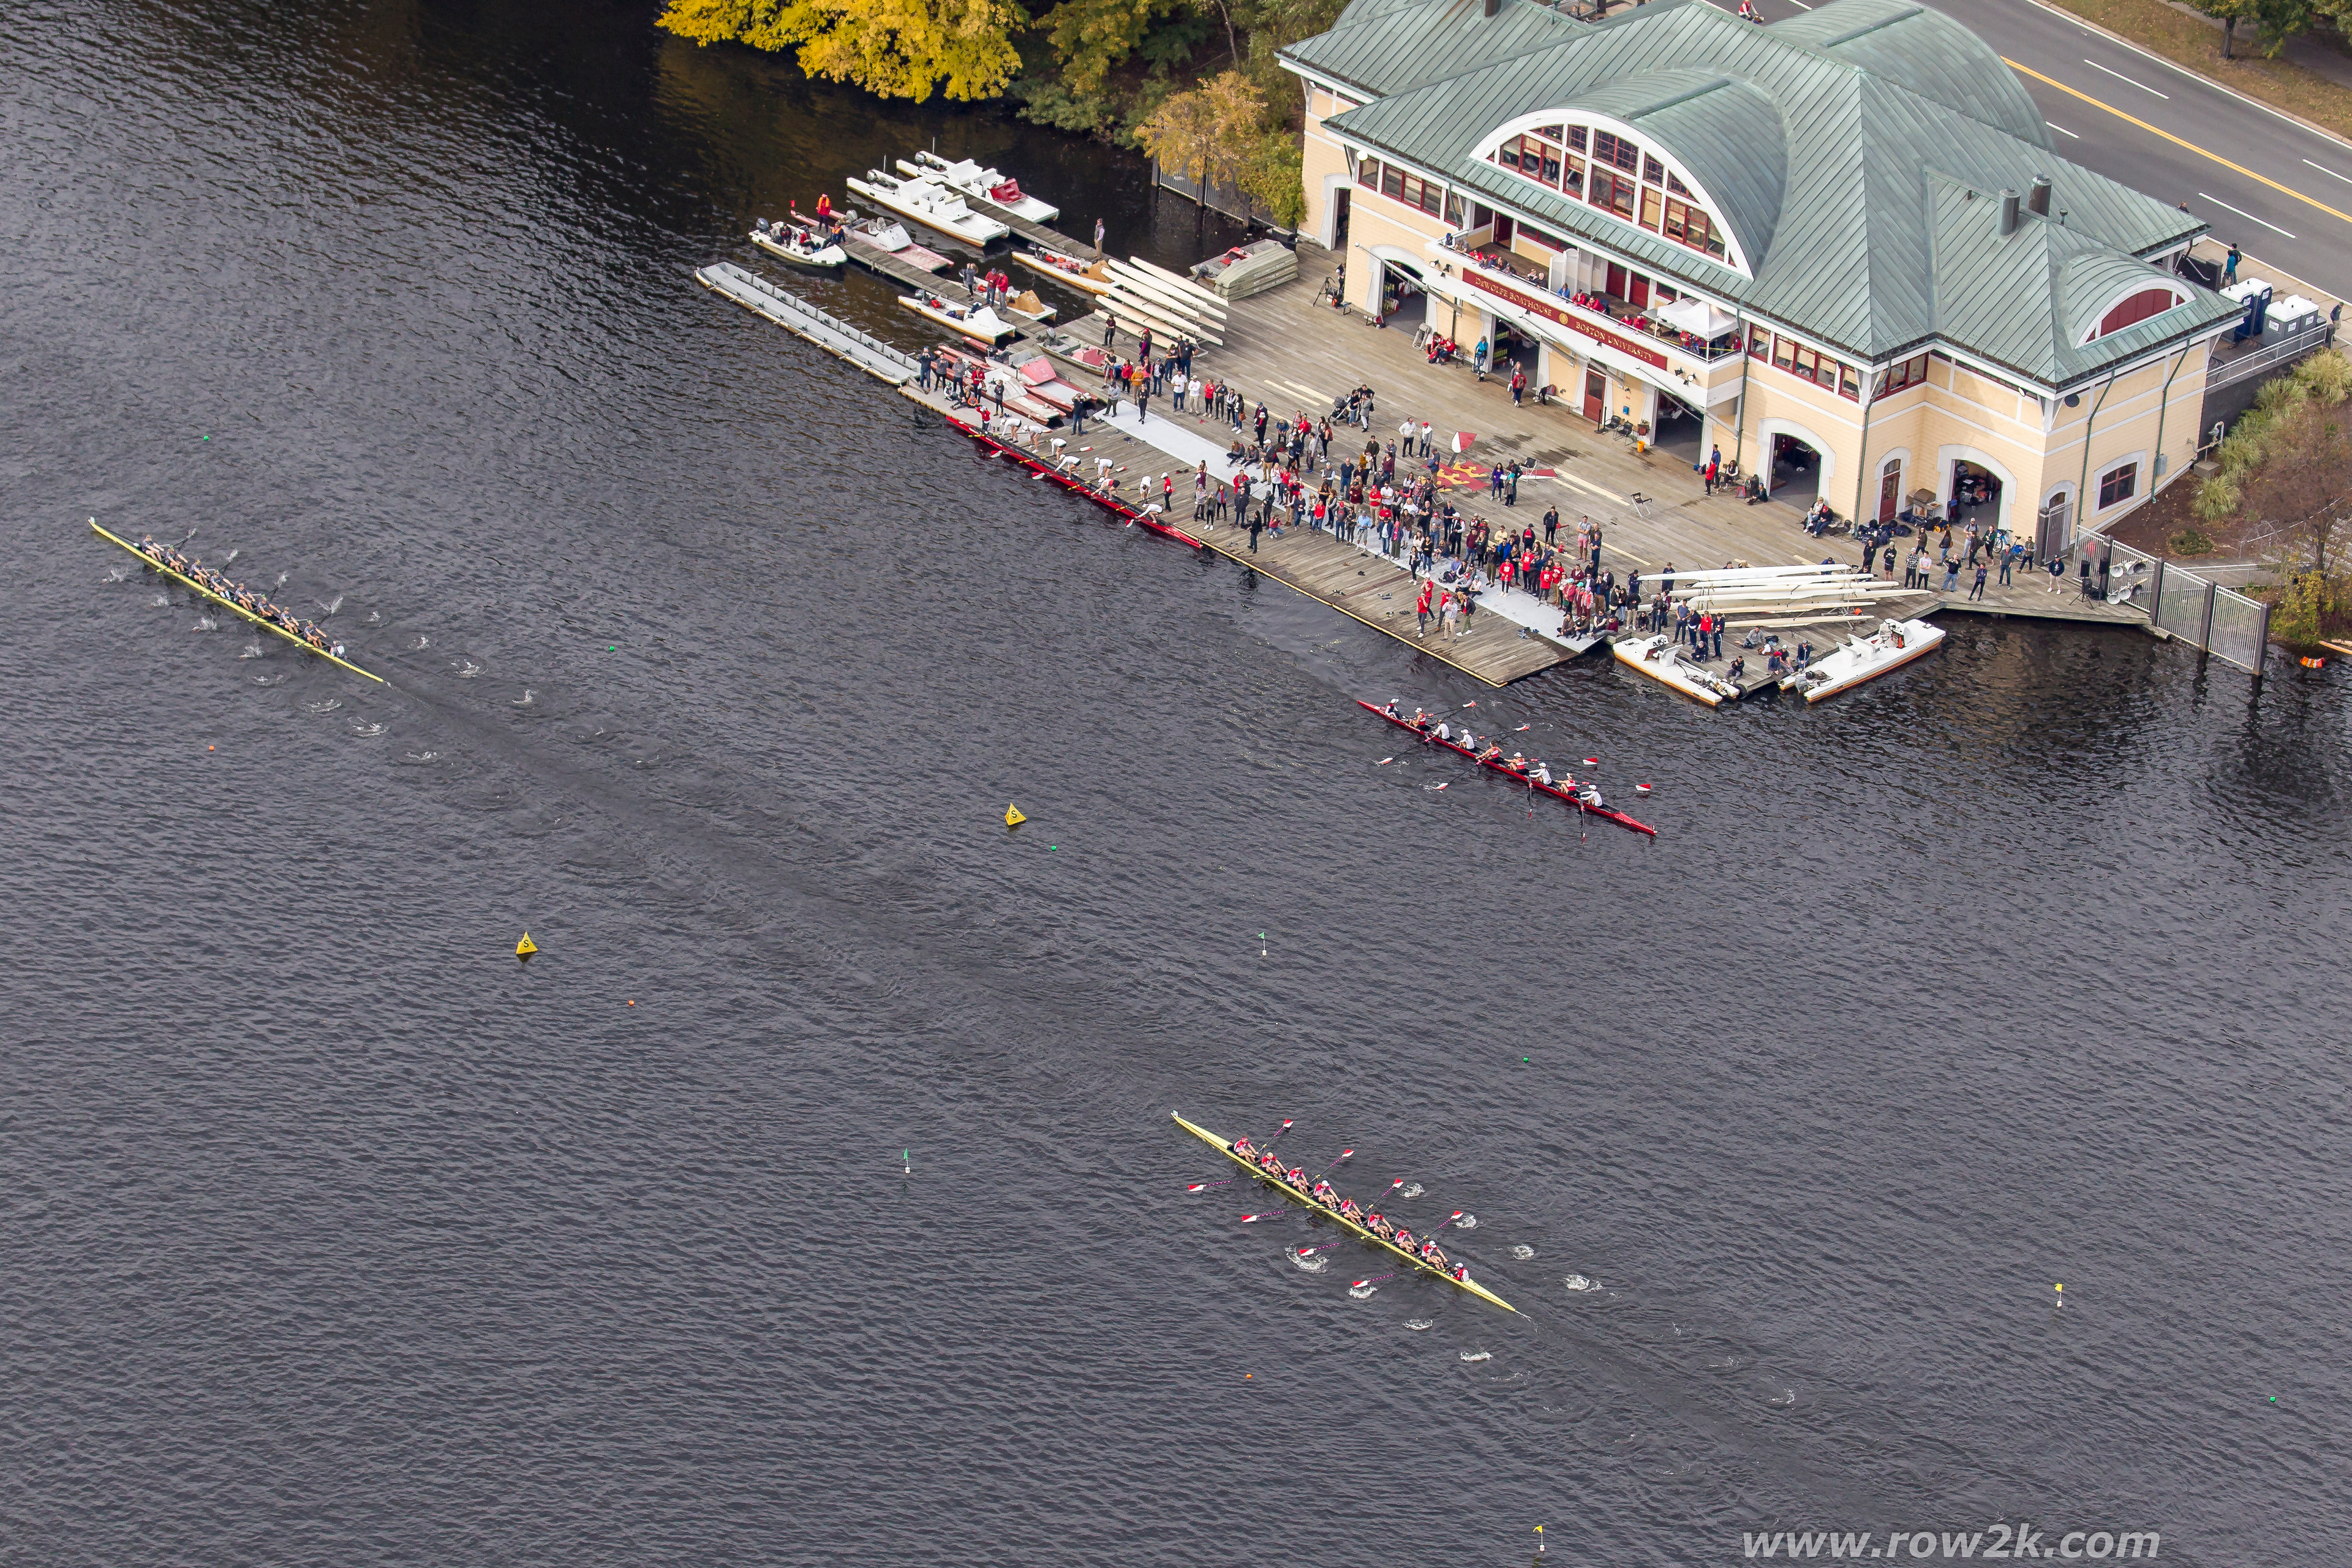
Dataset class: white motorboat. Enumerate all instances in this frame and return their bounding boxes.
[910,151,1061,223]
[898,291,1017,345]
[1012,246,1113,296]
[1779,617,1945,702]
[1613,633,1743,706]
[845,170,1009,246]
[750,217,845,271]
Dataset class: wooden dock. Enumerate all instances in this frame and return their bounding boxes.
[695,229,2174,699]
[841,232,976,305]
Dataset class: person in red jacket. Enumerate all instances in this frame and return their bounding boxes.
[1415,578,1434,636]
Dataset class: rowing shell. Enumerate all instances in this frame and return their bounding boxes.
[1172,1112,1517,1314]
[91,521,385,683]
[1354,701,1654,836]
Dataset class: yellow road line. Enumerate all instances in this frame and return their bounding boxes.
[2005,58,2352,228]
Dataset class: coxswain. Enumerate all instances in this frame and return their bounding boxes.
[1451,1262,1469,1282]
[1383,699,1400,718]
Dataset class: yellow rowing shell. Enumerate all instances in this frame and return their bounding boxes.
[1172,1112,1517,1313]
[92,521,385,684]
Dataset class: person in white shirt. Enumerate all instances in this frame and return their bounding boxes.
[1419,420,1433,458]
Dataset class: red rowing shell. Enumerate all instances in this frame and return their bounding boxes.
[1356,700,1656,836]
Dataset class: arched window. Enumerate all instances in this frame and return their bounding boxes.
[2095,288,2182,339]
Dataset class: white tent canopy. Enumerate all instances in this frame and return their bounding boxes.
[1656,296,1740,340]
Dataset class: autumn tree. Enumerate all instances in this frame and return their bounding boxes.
[2199,350,2352,646]
[1134,70,1298,217]
[658,0,1025,102]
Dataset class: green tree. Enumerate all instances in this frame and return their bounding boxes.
[657,0,1026,102]
[2184,0,2317,57]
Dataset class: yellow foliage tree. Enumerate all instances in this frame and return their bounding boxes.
[658,0,1025,103]
[1136,70,1265,205]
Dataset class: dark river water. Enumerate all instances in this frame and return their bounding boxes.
[6,2,2347,1562]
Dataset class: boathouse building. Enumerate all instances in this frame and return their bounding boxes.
[1280,0,2241,552]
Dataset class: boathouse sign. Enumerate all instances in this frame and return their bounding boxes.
[1461,270,1669,369]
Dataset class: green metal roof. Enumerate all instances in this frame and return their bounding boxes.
[1291,0,2223,386]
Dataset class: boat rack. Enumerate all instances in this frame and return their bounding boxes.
[695,262,923,386]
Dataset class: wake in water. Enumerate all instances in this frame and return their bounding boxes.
[1511,1245,1536,1260]
[105,566,130,582]
[1348,1284,1378,1300]
[1403,1319,1434,1332]
[411,634,429,650]
[1460,1350,1491,1363]
[1400,1183,1424,1199]
[1454,1213,1477,1229]
[222,549,239,565]
[1291,1254,1328,1274]
[1563,1275,1597,1293]
[303,698,342,714]
[403,750,440,763]
[512,688,535,706]
[151,594,169,607]
[350,721,385,737]
[194,614,217,631]
[454,660,481,679]
[252,673,287,686]
[238,642,264,660]
[316,594,342,615]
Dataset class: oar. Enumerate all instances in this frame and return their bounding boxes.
[1185,1178,1234,1193]
[1348,1271,1396,1290]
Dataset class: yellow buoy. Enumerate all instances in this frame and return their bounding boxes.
[1004,804,1026,827]
[516,932,538,960]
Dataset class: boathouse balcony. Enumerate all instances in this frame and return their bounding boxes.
[1420,233,1743,383]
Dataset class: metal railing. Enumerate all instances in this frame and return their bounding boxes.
[2203,321,2335,394]
[2123,543,2272,674]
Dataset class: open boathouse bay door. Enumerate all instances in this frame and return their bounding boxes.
[1770,432,1820,507]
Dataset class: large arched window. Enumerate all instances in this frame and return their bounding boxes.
[1474,114,1741,273]
[2086,285,2187,342]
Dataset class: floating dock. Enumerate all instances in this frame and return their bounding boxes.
[696,263,922,385]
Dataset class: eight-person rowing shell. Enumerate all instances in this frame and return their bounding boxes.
[134,534,342,654]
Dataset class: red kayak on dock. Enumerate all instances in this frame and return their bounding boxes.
[1356,699,1656,837]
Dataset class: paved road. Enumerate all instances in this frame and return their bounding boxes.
[1740,0,2352,301]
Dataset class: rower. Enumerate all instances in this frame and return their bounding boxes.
[1433,722,1452,743]
[1532,761,1553,786]
[1232,1136,1256,1158]
[1420,1242,1449,1268]
[1392,1228,1415,1251]
[1337,1198,1363,1223]
[1411,708,1430,728]
[1477,742,1502,763]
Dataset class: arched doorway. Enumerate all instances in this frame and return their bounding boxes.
[1768,431,1823,507]
[1651,388,1703,466]
[1877,455,1904,522]
[1366,247,1428,330]
[1948,459,2004,535]
[2037,487,2073,560]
